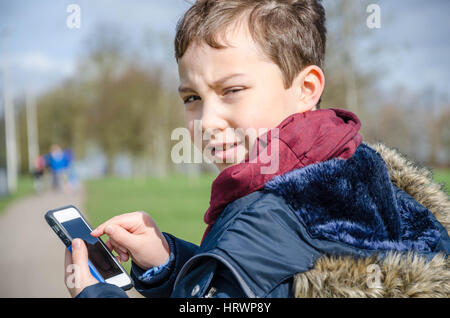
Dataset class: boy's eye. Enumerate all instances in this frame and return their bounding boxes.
[224,87,244,96]
[184,95,200,104]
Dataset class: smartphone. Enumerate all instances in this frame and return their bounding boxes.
[45,205,133,290]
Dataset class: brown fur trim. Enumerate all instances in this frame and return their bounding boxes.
[294,252,449,298]
[369,142,450,231]
[294,143,450,298]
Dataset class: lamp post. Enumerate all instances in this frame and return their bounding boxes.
[1,29,18,194]
[26,87,39,174]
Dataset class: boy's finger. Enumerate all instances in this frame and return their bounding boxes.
[109,237,129,254]
[71,239,90,277]
[91,212,143,237]
[119,252,129,262]
[103,224,136,251]
[90,221,110,237]
[106,238,128,262]
[105,239,113,251]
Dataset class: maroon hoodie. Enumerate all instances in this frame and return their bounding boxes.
[202,108,363,242]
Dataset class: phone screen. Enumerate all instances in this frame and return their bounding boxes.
[62,217,123,280]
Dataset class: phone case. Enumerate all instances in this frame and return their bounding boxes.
[45,205,134,291]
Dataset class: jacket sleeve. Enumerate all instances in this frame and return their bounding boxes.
[76,282,129,298]
[75,232,198,298]
[130,232,199,298]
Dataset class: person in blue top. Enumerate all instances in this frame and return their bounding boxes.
[63,0,450,298]
[43,144,76,191]
[44,144,68,190]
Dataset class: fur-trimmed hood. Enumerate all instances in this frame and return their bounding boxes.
[291,143,450,297]
[174,142,450,298]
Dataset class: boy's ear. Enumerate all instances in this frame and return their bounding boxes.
[296,65,325,112]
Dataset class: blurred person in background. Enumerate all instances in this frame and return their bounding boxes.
[43,144,78,192]
[31,155,46,192]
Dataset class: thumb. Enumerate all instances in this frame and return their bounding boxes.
[71,238,90,276]
[105,224,136,250]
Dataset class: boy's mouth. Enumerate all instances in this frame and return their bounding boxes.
[205,141,246,162]
[207,142,238,154]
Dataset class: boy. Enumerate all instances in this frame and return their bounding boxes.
[65,0,449,298]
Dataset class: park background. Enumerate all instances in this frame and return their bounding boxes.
[0,0,449,297]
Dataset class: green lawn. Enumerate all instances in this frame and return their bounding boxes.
[433,169,450,195]
[84,174,216,272]
[0,176,34,215]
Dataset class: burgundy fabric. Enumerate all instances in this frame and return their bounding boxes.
[202,108,363,242]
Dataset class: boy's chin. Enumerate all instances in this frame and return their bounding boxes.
[208,148,249,172]
[215,162,238,172]
[214,155,248,172]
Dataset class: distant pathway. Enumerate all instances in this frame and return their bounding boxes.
[0,186,141,298]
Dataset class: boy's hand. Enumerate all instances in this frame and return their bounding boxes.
[90,211,170,271]
[64,238,99,298]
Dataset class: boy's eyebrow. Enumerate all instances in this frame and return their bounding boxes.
[178,73,246,94]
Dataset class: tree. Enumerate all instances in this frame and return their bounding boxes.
[321,0,387,140]
[30,24,184,176]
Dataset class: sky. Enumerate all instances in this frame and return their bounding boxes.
[374,0,450,97]
[0,0,449,102]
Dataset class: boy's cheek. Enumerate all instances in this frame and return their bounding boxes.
[185,121,195,142]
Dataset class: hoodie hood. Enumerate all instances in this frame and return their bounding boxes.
[203,108,363,241]
[264,143,447,254]
[194,142,449,298]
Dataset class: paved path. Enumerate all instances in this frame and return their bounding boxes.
[0,186,142,298]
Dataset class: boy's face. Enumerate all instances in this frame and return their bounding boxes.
[178,23,316,172]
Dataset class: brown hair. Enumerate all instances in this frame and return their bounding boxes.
[174,0,327,91]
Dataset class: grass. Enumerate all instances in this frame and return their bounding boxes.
[0,176,35,215]
[433,169,450,194]
[84,173,216,272]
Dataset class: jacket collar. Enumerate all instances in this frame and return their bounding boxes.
[265,143,445,253]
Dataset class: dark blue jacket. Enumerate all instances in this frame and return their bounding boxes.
[77,144,450,298]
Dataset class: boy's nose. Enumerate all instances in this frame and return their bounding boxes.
[201,101,228,134]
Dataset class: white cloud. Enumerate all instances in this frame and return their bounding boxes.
[13,52,75,75]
